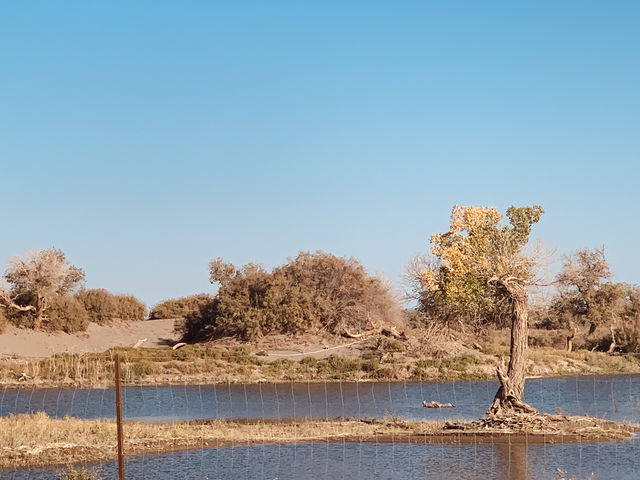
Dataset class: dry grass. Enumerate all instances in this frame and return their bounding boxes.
[454,411,636,441]
[0,413,442,468]
[2,338,640,389]
[1,412,636,470]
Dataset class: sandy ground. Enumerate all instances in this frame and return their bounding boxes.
[0,319,180,359]
[0,317,375,361]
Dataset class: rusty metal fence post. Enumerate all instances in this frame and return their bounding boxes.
[114,354,125,480]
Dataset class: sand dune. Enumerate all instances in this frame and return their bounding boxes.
[0,319,179,359]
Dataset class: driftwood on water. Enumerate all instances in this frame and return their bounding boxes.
[423,400,455,408]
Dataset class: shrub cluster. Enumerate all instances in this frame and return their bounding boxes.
[112,294,146,322]
[46,296,90,333]
[74,289,146,324]
[179,251,400,341]
[75,289,116,325]
[2,289,146,333]
[536,283,640,353]
[0,307,6,334]
[149,294,213,320]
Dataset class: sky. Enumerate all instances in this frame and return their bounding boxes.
[1,1,639,306]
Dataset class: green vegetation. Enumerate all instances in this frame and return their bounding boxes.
[75,289,116,325]
[111,294,146,323]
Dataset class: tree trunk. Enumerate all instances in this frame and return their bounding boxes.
[566,325,576,353]
[487,278,537,417]
[607,325,617,354]
[33,295,46,331]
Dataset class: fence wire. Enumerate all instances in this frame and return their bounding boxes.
[0,355,639,479]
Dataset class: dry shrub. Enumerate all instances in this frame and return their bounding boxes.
[112,294,146,322]
[3,290,37,328]
[45,296,90,333]
[0,307,6,333]
[149,294,213,320]
[75,289,146,324]
[181,251,401,341]
[76,289,117,325]
[528,328,568,349]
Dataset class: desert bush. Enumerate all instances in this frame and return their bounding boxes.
[113,294,146,322]
[528,328,568,349]
[181,251,401,341]
[45,296,90,333]
[373,337,406,357]
[299,356,317,367]
[0,248,85,330]
[2,290,38,329]
[76,289,117,325]
[149,294,213,320]
[178,298,220,342]
[131,360,157,379]
[0,307,6,333]
[319,355,360,378]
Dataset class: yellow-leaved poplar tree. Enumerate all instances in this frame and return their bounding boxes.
[423,205,544,416]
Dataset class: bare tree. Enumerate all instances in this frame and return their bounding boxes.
[0,249,85,330]
[556,247,610,335]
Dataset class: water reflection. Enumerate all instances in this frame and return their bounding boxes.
[495,444,528,480]
[2,375,640,479]
[4,439,639,480]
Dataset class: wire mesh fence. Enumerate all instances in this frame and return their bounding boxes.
[1,354,640,479]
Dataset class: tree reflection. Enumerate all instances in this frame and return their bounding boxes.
[496,443,529,480]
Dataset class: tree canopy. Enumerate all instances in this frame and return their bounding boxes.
[0,249,146,332]
[0,248,85,330]
[417,205,544,327]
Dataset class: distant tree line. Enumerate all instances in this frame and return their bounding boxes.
[407,222,640,354]
[4,210,639,361]
[0,249,146,333]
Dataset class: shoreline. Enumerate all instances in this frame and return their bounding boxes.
[2,344,640,389]
[2,413,636,470]
[2,371,640,391]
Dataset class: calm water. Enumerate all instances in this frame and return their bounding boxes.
[2,375,640,423]
[2,375,640,479]
[3,439,640,480]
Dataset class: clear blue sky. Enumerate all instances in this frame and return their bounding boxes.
[1,1,639,306]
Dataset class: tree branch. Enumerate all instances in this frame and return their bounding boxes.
[0,291,36,312]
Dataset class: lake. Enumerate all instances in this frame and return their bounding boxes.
[2,375,639,479]
[2,375,639,423]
